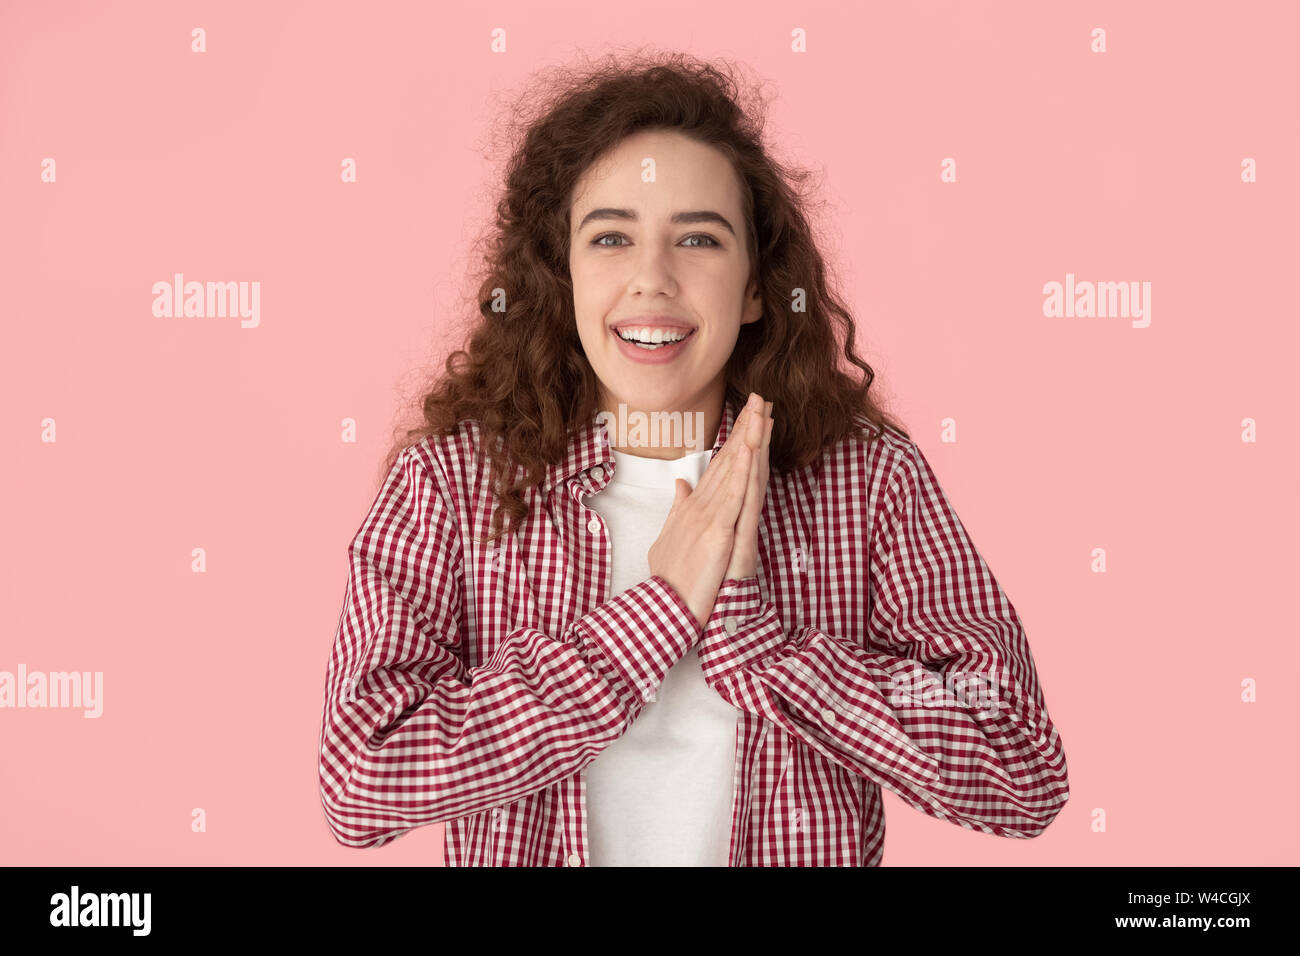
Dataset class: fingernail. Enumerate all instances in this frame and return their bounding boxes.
[747,392,759,409]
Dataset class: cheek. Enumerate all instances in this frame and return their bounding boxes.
[569,266,602,314]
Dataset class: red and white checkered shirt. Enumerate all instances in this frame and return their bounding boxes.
[317,400,1070,865]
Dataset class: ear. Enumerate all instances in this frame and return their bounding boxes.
[740,280,762,326]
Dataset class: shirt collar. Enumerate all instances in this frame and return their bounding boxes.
[545,399,738,498]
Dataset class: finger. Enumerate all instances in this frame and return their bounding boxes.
[668,477,690,512]
[716,394,765,507]
[734,419,762,535]
[707,394,763,504]
[737,409,771,531]
[697,425,748,513]
[746,409,765,499]
[726,394,760,455]
[696,393,759,499]
[714,441,752,525]
[696,396,752,485]
[760,414,772,490]
[741,406,770,521]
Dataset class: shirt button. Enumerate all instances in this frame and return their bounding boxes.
[821,708,837,724]
[591,465,605,481]
[567,852,582,866]
[723,618,738,636]
[587,517,601,534]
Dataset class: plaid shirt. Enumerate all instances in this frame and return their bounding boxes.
[318,400,1070,865]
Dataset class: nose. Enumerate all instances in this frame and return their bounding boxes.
[626,244,678,297]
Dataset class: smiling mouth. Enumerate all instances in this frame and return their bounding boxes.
[612,327,697,350]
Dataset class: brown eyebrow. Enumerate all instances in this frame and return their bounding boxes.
[575,207,736,237]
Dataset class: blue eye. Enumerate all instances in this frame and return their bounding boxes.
[680,234,720,248]
[591,233,627,247]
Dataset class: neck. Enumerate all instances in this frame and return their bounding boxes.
[597,381,724,461]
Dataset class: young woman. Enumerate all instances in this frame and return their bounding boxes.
[317,53,1069,866]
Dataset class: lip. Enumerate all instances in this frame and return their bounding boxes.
[609,323,697,365]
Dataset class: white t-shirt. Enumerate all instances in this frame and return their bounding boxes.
[581,446,741,866]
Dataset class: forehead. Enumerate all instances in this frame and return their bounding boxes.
[570,129,742,215]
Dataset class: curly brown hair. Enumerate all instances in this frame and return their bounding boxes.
[385,48,908,542]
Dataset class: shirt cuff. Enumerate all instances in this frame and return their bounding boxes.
[572,575,700,704]
[696,575,790,685]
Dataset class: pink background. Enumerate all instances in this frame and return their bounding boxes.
[3,1,1297,865]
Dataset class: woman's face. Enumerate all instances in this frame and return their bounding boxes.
[568,128,761,422]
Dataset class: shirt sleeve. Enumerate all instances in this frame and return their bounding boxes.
[317,446,700,848]
[695,440,1069,839]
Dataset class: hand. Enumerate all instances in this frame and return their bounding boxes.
[725,399,773,581]
[647,392,765,631]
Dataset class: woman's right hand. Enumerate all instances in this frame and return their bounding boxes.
[648,392,766,631]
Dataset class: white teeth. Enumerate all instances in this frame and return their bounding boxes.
[615,326,691,345]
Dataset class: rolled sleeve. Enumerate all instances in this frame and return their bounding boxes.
[695,576,789,682]
[573,574,700,704]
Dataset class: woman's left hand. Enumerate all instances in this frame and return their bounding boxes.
[724,399,773,581]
